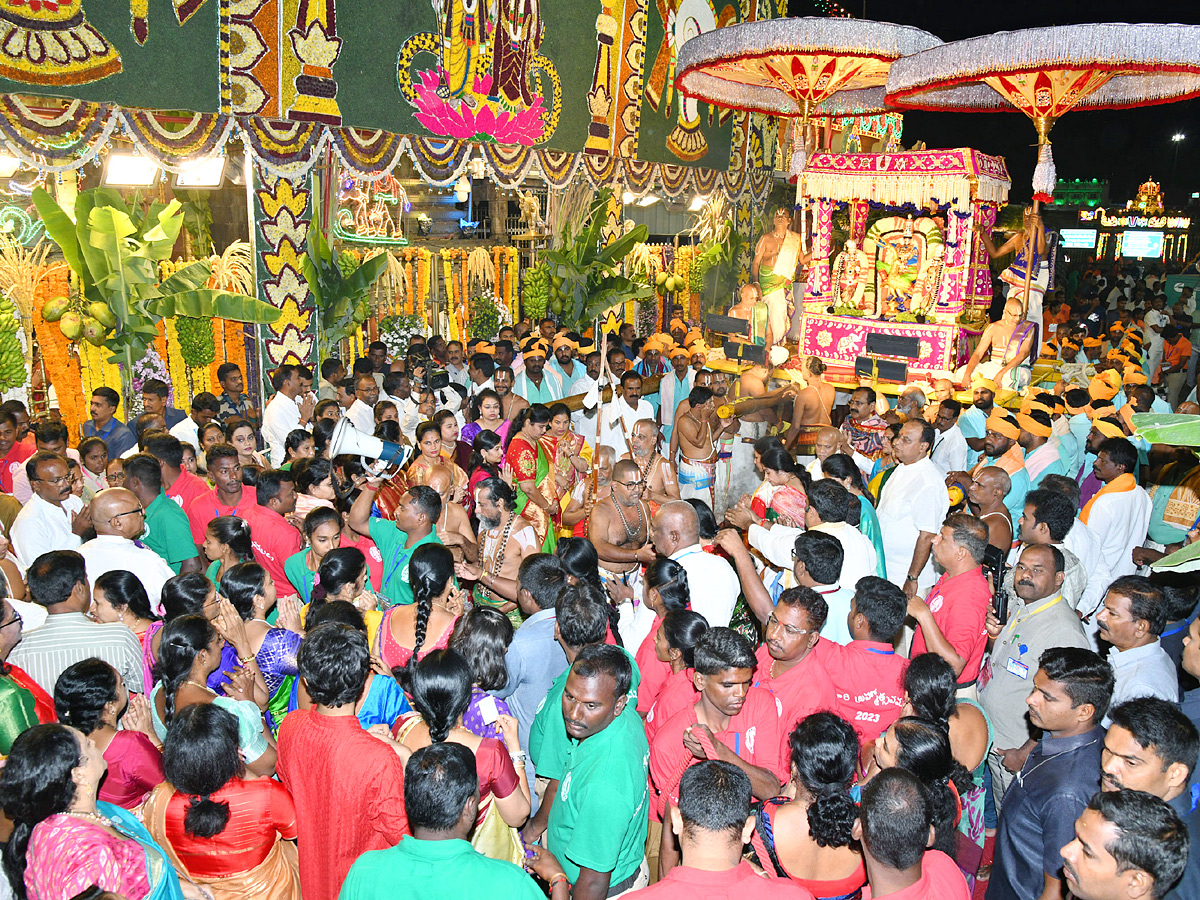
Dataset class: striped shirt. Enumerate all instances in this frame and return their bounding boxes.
[8,612,144,696]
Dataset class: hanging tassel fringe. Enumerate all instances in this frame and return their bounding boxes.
[788,144,807,185]
[1032,141,1055,204]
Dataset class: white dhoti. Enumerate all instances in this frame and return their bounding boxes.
[715,419,770,522]
[677,456,716,506]
[954,358,1031,393]
[1004,261,1049,330]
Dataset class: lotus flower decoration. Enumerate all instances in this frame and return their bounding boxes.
[412,69,547,145]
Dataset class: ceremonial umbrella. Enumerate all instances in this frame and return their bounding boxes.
[675,17,942,234]
[885,23,1200,303]
[885,24,1200,205]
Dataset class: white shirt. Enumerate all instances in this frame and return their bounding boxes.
[877,457,950,593]
[571,373,600,436]
[814,582,856,645]
[346,399,376,436]
[600,396,654,459]
[930,425,969,476]
[670,543,739,628]
[1085,484,1152,581]
[11,492,84,569]
[446,363,470,388]
[467,376,495,405]
[11,448,80,504]
[806,458,825,481]
[78,534,175,615]
[262,392,302,466]
[811,520,879,591]
[1145,308,1167,349]
[1103,640,1179,726]
[1062,518,1109,644]
[168,415,200,452]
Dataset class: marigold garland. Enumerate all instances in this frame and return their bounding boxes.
[33,266,85,438]
[441,250,458,342]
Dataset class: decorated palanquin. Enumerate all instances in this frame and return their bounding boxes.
[797,148,1011,375]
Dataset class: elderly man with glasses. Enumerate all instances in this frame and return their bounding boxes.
[77,487,175,617]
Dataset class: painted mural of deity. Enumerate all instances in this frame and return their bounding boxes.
[398,0,561,144]
[490,0,543,106]
[644,0,722,161]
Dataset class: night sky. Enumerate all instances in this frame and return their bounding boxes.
[785,0,1200,208]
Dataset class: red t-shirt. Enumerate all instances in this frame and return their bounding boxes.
[165,470,209,521]
[644,669,697,743]
[813,638,908,747]
[0,442,33,494]
[636,616,674,715]
[186,485,258,546]
[909,567,992,685]
[161,777,297,878]
[752,644,838,765]
[243,505,303,592]
[339,530,384,592]
[861,850,970,900]
[630,860,815,900]
[649,688,783,816]
[277,711,408,900]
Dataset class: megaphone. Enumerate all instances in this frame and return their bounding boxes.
[329,418,413,477]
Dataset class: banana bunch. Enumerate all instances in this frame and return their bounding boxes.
[0,294,24,390]
[524,261,549,318]
[690,256,712,294]
[338,250,359,278]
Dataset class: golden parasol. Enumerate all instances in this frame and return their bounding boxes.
[885,24,1200,299]
[675,17,941,246]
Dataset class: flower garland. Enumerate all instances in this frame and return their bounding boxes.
[441,249,459,342]
[416,250,430,323]
[404,255,415,315]
[33,266,85,437]
[164,317,191,402]
[507,248,519,322]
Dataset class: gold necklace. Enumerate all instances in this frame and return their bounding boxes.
[183,680,215,694]
[62,809,113,827]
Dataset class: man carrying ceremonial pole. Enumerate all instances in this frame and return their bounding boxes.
[753,207,808,343]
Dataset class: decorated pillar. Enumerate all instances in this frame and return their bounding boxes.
[287,0,343,124]
[806,198,833,299]
[584,0,620,154]
[969,201,998,310]
[253,164,317,378]
[850,200,869,243]
[938,208,970,316]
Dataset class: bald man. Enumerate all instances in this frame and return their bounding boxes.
[78,487,175,615]
[967,466,1013,554]
[426,464,478,564]
[624,418,679,506]
[589,458,655,646]
[805,426,842,480]
[925,378,956,422]
[562,446,615,535]
[649,499,740,628]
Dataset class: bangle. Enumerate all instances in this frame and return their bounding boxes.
[238,653,257,666]
[548,873,570,889]
[363,483,380,492]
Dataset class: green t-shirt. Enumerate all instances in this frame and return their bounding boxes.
[545,707,650,885]
[529,647,640,781]
[340,836,543,900]
[284,549,316,603]
[367,518,442,607]
[205,559,221,585]
[143,491,199,574]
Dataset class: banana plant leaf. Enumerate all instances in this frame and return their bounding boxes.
[149,289,282,322]
[1151,539,1200,573]
[1131,413,1200,447]
[343,252,388,296]
[158,260,213,295]
[31,187,85,282]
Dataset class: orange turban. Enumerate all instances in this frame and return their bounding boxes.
[986,410,1021,440]
[1092,417,1125,439]
[1088,369,1122,401]
[1017,411,1053,438]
